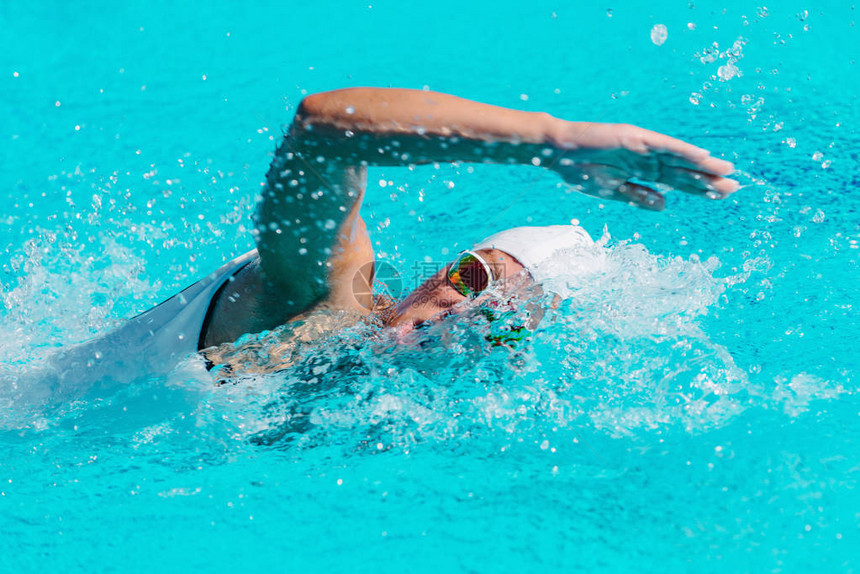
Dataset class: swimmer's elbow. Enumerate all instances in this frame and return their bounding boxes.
[294,90,351,129]
[295,92,326,124]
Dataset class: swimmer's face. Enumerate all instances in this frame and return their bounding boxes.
[387,248,528,329]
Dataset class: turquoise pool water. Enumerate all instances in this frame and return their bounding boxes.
[2,0,858,571]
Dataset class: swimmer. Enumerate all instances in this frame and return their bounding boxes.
[54,87,738,383]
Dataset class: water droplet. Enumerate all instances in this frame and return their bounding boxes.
[812,151,824,161]
[651,24,668,45]
[698,43,720,64]
[298,247,308,255]
[718,63,739,81]
[345,106,355,114]
[757,6,768,18]
[606,8,613,17]
[324,219,336,230]
[687,22,696,30]
[812,209,825,223]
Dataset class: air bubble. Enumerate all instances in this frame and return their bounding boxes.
[651,24,668,45]
[698,44,719,64]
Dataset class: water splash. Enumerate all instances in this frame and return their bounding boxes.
[0,236,158,357]
[2,230,840,446]
[179,232,776,450]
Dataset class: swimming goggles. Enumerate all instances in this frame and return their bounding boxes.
[447,250,494,298]
[448,250,532,348]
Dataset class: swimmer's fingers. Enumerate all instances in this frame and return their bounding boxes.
[615,182,665,211]
[561,123,736,177]
[630,128,735,176]
[571,164,666,211]
[657,166,740,198]
[655,150,736,177]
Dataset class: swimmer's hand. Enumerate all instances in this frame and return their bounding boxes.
[548,122,739,210]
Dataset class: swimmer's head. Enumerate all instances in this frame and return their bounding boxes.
[387,225,593,328]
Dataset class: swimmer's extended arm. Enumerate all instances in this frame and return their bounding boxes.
[291,88,738,209]
[258,87,737,283]
[204,87,738,346]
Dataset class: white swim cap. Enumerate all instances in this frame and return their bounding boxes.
[472,225,594,282]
